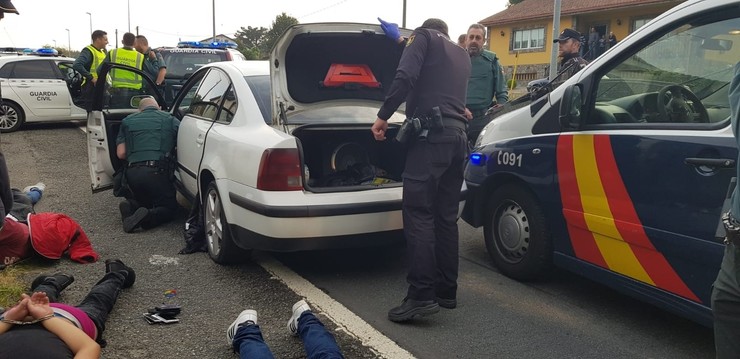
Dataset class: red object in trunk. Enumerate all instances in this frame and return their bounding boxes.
[322,64,381,88]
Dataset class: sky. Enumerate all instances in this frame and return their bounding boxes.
[0,0,508,51]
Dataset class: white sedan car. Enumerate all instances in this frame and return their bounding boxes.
[87,23,466,264]
[0,54,86,132]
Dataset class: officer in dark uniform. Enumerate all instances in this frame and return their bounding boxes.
[551,28,589,89]
[0,0,17,233]
[373,18,471,322]
[116,97,180,233]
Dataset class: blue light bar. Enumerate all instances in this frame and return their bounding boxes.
[469,153,486,166]
[177,41,238,49]
[33,48,58,56]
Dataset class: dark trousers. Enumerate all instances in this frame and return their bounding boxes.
[712,242,740,358]
[33,271,126,341]
[467,108,490,145]
[80,82,94,111]
[125,165,178,229]
[402,125,468,301]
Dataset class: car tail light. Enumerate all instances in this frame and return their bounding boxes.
[257,148,303,191]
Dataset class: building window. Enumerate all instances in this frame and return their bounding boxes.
[632,17,653,32]
[513,28,545,50]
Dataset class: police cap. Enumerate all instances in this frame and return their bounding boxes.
[554,28,581,43]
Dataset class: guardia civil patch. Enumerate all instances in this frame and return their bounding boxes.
[406,35,415,47]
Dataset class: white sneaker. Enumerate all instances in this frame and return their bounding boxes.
[226,309,258,345]
[287,299,311,336]
[23,182,45,194]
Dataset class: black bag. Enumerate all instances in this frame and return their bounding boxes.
[179,197,206,254]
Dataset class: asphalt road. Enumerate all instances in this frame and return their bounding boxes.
[3,122,716,358]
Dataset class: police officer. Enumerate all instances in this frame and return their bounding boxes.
[373,18,470,322]
[713,62,740,359]
[463,23,508,145]
[0,0,17,234]
[116,97,179,233]
[551,28,589,88]
[102,32,144,108]
[72,30,108,110]
[134,35,166,87]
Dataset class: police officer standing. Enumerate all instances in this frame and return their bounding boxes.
[373,18,470,322]
[102,32,144,108]
[72,30,108,110]
[713,62,740,359]
[116,97,179,233]
[463,23,508,145]
[551,28,589,88]
[134,35,166,87]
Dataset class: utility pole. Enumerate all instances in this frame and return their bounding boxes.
[212,0,216,42]
[136,26,139,36]
[115,29,119,49]
[127,0,131,32]
[86,12,92,35]
[65,28,70,53]
[549,0,562,80]
[402,0,407,28]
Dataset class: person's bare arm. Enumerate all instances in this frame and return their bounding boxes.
[116,143,126,160]
[156,68,166,86]
[28,292,101,358]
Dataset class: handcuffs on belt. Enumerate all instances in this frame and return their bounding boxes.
[722,212,740,245]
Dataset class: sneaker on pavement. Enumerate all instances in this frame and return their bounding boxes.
[122,207,149,233]
[105,259,136,289]
[226,309,258,345]
[287,299,311,336]
[23,182,45,194]
[30,273,74,292]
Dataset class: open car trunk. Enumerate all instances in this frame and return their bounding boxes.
[293,124,404,192]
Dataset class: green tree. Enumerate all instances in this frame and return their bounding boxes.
[233,13,298,60]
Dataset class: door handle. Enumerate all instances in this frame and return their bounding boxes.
[684,157,736,168]
[196,136,204,145]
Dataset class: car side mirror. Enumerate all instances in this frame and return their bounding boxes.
[559,84,583,130]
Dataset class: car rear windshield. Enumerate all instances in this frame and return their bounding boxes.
[161,49,227,78]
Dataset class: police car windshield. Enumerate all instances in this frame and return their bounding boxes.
[161,49,226,78]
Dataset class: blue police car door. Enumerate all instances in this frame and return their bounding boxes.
[559,13,737,309]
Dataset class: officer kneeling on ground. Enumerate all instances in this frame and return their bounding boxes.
[116,97,180,233]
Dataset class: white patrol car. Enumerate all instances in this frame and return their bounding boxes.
[463,0,738,326]
[0,52,86,132]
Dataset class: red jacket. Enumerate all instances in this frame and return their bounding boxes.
[28,213,98,263]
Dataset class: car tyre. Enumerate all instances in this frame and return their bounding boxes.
[0,101,24,133]
[484,183,552,281]
[204,181,251,264]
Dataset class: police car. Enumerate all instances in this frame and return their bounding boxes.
[85,24,463,265]
[0,49,85,132]
[463,0,738,326]
[157,41,245,106]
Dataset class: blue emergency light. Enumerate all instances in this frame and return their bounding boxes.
[177,41,238,49]
[469,153,486,166]
[33,48,58,56]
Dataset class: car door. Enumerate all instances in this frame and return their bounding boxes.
[86,62,167,191]
[6,59,71,118]
[56,60,86,114]
[558,10,737,307]
[173,67,232,196]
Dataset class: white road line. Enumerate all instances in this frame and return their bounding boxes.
[254,253,415,359]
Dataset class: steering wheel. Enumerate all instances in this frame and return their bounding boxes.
[657,84,709,123]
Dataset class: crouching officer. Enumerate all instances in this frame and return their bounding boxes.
[116,97,180,233]
[373,18,471,322]
[713,62,740,359]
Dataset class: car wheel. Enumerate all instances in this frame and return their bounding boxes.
[0,101,24,133]
[204,181,251,264]
[484,183,552,281]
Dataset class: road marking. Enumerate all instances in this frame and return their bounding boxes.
[148,254,180,266]
[255,253,415,359]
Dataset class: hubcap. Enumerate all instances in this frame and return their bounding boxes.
[0,105,18,130]
[493,201,529,264]
[205,189,224,256]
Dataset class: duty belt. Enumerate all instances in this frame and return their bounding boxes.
[441,118,467,131]
[722,212,740,246]
[128,160,159,168]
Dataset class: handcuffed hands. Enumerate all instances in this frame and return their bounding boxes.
[378,17,401,42]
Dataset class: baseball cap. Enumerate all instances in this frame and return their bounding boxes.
[554,28,581,43]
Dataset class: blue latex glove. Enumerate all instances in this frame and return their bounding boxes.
[378,17,401,42]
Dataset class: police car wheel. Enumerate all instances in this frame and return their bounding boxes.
[0,101,24,133]
[484,184,552,281]
[204,182,251,264]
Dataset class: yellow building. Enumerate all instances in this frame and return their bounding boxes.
[479,0,683,83]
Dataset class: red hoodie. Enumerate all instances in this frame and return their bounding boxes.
[27,213,98,263]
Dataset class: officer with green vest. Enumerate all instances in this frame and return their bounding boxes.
[72,30,108,110]
[116,97,180,233]
[464,23,508,145]
[102,32,144,109]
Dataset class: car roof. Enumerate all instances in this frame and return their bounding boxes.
[207,60,269,77]
[0,55,75,63]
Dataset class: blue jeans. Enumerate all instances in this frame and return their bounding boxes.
[233,312,344,359]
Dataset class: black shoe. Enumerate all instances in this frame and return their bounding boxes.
[105,259,136,289]
[122,207,149,233]
[119,201,134,222]
[388,298,439,322]
[31,273,75,292]
[436,297,457,309]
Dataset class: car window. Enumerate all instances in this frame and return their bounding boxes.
[10,60,57,79]
[244,75,271,124]
[217,85,237,123]
[184,68,231,121]
[161,49,226,79]
[175,71,206,116]
[104,66,160,110]
[588,14,737,126]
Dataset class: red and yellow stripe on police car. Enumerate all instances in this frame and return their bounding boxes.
[556,134,699,302]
